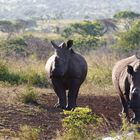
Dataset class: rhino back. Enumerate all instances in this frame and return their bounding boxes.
[112,55,138,94]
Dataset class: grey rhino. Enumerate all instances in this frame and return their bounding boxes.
[112,55,140,123]
[45,40,87,110]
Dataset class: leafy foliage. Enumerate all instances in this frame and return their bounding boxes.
[60,107,102,140]
[62,21,103,37]
[116,19,140,52]
[0,35,29,57]
[73,35,99,51]
[114,11,140,19]
[61,21,103,51]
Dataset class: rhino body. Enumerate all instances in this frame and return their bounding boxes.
[112,55,140,123]
[45,40,87,110]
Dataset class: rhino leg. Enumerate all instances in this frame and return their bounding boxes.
[66,79,80,110]
[120,96,129,118]
[52,79,66,109]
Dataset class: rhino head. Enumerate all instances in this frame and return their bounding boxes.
[127,64,140,123]
[50,40,73,78]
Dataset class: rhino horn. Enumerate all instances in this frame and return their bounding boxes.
[51,41,59,49]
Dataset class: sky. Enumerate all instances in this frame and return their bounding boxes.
[0,0,139,20]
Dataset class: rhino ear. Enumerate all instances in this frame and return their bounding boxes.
[51,41,59,49]
[67,40,73,49]
[127,65,134,75]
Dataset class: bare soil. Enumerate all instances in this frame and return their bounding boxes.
[0,88,122,140]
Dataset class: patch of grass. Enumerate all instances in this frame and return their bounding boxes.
[10,58,48,87]
[85,51,118,87]
[0,128,17,138]
[79,51,120,96]
[0,59,21,85]
[18,125,41,140]
[107,114,140,140]
[19,69,48,87]
[18,86,39,105]
[0,58,48,87]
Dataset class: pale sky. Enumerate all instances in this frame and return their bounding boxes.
[0,0,139,20]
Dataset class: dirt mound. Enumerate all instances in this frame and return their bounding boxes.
[0,93,122,140]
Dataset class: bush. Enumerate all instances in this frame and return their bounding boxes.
[73,36,99,51]
[116,19,140,52]
[58,107,102,140]
[114,11,140,19]
[61,21,103,38]
[0,36,29,57]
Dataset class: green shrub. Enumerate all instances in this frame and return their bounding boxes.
[7,37,28,55]
[61,21,103,38]
[9,36,27,46]
[115,19,140,52]
[18,125,41,140]
[19,86,38,105]
[59,107,102,140]
[114,11,140,19]
[73,36,99,51]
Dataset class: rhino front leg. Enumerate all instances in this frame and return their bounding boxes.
[67,79,80,110]
[120,95,129,118]
[52,78,66,109]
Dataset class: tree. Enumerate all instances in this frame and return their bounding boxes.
[116,19,140,52]
[114,11,140,19]
[61,21,103,38]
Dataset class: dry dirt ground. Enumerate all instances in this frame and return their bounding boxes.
[0,87,122,140]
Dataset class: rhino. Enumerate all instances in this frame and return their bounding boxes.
[112,55,140,123]
[45,40,87,110]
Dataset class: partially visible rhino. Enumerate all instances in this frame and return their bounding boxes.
[45,40,87,110]
[112,55,140,123]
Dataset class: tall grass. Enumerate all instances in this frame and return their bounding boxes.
[0,58,48,87]
[80,50,120,95]
[18,125,41,140]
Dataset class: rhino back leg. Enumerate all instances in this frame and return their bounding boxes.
[66,79,80,110]
[52,78,66,109]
